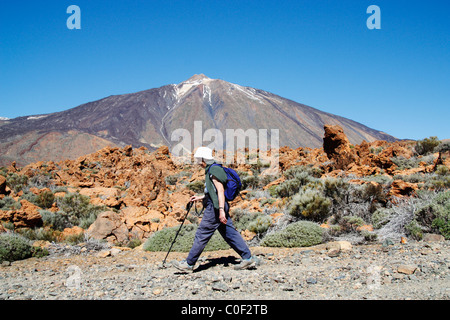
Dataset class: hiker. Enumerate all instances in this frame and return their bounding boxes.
[173,147,255,272]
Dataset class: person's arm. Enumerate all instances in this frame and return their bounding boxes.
[212,177,227,224]
[190,195,205,202]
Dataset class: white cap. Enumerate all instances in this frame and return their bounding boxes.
[193,147,214,160]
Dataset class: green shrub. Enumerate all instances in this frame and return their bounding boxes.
[6,173,28,193]
[415,190,450,239]
[391,156,421,170]
[35,190,55,209]
[432,218,450,240]
[274,166,321,198]
[361,230,378,242]
[284,165,322,180]
[186,181,204,194]
[0,233,49,262]
[19,191,38,204]
[435,165,449,176]
[406,219,423,240]
[339,216,366,231]
[0,233,33,262]
[165,174,179,185]
[16,226,57,242]
[242,175,259,190]
[323,177,348,201]
[258,174,278,188]
[426,175,450,190]
[436,141,450,153]
[231,207,273,235]
[289,189,331,222]
[371,208,391,229]
[56,192,105,229]
[260,221,323,248]
[415,136,441,155]
[0,196,20,210]
[143,224,230,252]
[127,238,142,249]
[40,210,69,231]
[247,215,272,234]
[274,178,303,198]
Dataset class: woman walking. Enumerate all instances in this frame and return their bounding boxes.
[173,147,255,272]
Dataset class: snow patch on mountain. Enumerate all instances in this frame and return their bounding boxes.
[229,83,263,103]
[175,74,214,100]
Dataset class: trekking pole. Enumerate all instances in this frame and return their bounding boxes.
[162,201,193,266]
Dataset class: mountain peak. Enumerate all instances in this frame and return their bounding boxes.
[176,74,215,98]
[186,74,211,82]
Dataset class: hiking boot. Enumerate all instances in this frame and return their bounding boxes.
[234,257,256,270]
[172,260,194,272]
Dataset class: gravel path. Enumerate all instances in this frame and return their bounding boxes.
[1,240,449,301]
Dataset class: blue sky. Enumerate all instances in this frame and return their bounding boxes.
[1,0,449,140]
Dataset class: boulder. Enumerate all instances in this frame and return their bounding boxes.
[59,226,84,241]
[323,125,359,170]
[0,199,43,228]
[389,180,418,197]
[323,125,351,157]
[326,240,352,252]
[0,175,7,194]
[122,206,164,239]
[422,233,445,242]
[87,211,129,244]
[397,264,417,275]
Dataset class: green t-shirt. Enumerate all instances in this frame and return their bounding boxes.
[204,163,227,209]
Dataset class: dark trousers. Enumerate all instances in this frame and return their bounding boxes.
[186,196,252,266]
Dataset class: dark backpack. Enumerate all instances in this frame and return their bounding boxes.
[207,164,242,201]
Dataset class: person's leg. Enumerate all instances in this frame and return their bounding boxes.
[186,199,220,266]
[217,203,252,260]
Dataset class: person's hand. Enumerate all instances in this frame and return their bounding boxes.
[190,195,204,202]
[219,208,227,224]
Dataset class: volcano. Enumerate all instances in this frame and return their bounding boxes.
[0,74,396,166]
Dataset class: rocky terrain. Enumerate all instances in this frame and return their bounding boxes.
[1,238,449,300]
[1,124,449,301]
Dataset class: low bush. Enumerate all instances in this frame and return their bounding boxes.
[405,219,423,240]
[35,190,55,209]
[371,208,391,229]
[247,215,272,235]
[0,233,33,262]
[0,196,20,210]
[289,189,331,222]
[165,174,179,185]
[242,175,259,190]
[415,190,450,239]
[40,210,68,231]
[56,192,105,229]
[143,224,230,252]
[415,136,441,155]
[273,166,321,198]
[186,181,204,194]
[6,173,28,193]
[339,216,366,232]
[260,221,323,248]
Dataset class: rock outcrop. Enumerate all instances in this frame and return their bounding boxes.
[0,126,448,245]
